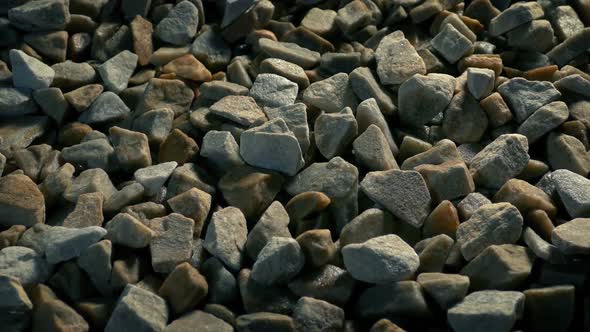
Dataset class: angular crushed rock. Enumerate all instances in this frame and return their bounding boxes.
[375,31,426,85]
[448,291,525,332]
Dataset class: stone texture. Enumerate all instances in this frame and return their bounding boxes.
[442,91,488,144]
[110,126,152,172]
[517,101,569,143]
[375,31,426,85]
[105,284,168,332]
[552,218,590,255]
[149,213,194,273]
[0,246,52,287]
[97,50,138,93]
[448,291,525,332]
[315,107,358,159]
[77,240,112,296]
[415,161,475,202]
[154,0,199,45]
[263,103,310,154]
[251,237,305,285]
[136,78,194,117]
[417,273,469,309]
[249,73,298,108]
[302,72,356,113]
[398,73,455,127]
[44,226,107,264]
[62,192,104,228]
[134,161,177,196]
[497,78,561,123]
[105,213,153,248]
[203,207,248,272]
[63,168,117,203]
[431,23,473,63]
[546,133,590,176]
[245,201,291,260]
[8,0,70,31]
[0,88,38,118]
[489,1,544,36]
[494,178,557,217]
[0,174,45,227]
[209,95,267,127]
[79,92,130,125]
[293,296,345,332]
[161,54,211,82]
[10,49,55,90]
[353,124,399,171]
[158,262,208,316]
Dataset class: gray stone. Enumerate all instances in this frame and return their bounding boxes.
[517,101,569,144]
[134,161,177,196]
[469,134,529,188]
[431,23,473,63]
[8,0,70,31]
[166,163,216,198]
[457,192,492,220]
[105,213,154,248]
[349,67,395,115]
[339,208,395,247]
[357,280,429,318]
[32,88,68,125]
[221,0,257,28]
[44,226,107,264]
[240,118,304,176]
[360,169,431,227]
[552,5,584,41]
[61,138,114,171]
[315,107,358,159]
[0,174,46,228]
[17,224,51,254]
[507,19,555,53]
[209,95,267,127]
[0,275,33,332]
[239,269,298,314]
[375,30,426,85]
[288,265,354,306]
[201,257,239,306]
[259,58,309,89]
[264,103,310,153]
[448,291,524,332]
[356,98,398,155]
[105,284,169,332]
[246,201,291,260]
[77,239,112,296]
[98,50,138,94]
[62,192,104,228]
[417,273,469,309]
[497,78,561,123]
[0,246,52,287]
[200,130,244,172]
[110,127,151,172]
[555,74,590,99]
[303,72,356,113]
[293,297,345,332]
[167,187,211,237]
[0,88,38,118]
[51,61,96,91]
[259,38,321,69]
[104,181,144,213]
[190,28,231,71]
[251,237,305,285]
[456,202,523,260]
[63,168,117,203]
[149,213,194,273]
[155,0,199,45]
[552,218,590,255]
[342,234,419,284]
[489,1,544,36]
[401,138,462,169]
[522,227,566,264]
[335,0,372,33]
[467,68,494,99]
[461,244,534,290]
[552,169,590,218]
[353,124,398,171]
[398,73,455,127]
[79,92,130,125]
[442,91,488,144]
[9,49,54,90]
[547,132,590,176]
[203,207,248,272]
[249,73,298,108]
[165,310,232,332]
[133,108,174,145]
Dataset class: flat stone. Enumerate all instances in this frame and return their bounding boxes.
[442,91,488,144]
[356,98,398,154]
[456,202,523,260]
[448,290,525,332]
[353,124,398,171]
[360,169,431,227]
[165,310,232,332]
[259,38,321,69]
[130,15,153,66]
[240,118,304,176]
[469,134,530,188]
[79,92,130,125]
[497,78,561,123]
[401,138,462,170]
[236,313,296,332]
[0,246,52,287]
[342,234,419,284]
[522,227,566,264]
[375,31,426,85]
[51,61,96,91]
[203,207,248,272]
[8,0,70,31]
[249,73,298,108]
[158,262,208,316]
[245,201,291,260]
[489,1,544,36]
[0,275,33,332]
[432,24,473,63]
[259,58,309,89]
[190,28,231,71]
[546,133,590,176]
[60,138,114,171]
[357,280,429,318]
[293,296,344,332]
[62,192,104,228]
[64,84,103,112]
[494,178,557,217]
[209,95,267,127]
[136,78,194,117]
[201,257,239,305]
[133,108,174,145]
[551,218,590,255]
[417,273,469,310]
[0,88,38,118]
[0,174,45,227]
[302,72,356,113]
[97,50,138,93]
[167,188,211,237]
[315,107,358,159]
[523,285,575,332]
[263,103,310,153]
[32,88,68,125]
[457,192,492,220]
[158,129,199,165]
[149,213,194,273]
[166,163,216,199]
[77,240,112,296]
[63,168,117,203]
[517,101,569,144]
[10,49,54,90]
[44,226,107,264]
[133,161,178,197]
[552,169,590,218]
[155,0,199,45]
[251,237,305,285]
[398,73,455,127]
[161,54,211,82]
[349,67,395,115]
[105,284,168,332]
[461,244,534,290]
[105,213,154,248]
[415,161,474,202]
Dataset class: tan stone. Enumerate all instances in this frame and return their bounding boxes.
[158,129,199,165]
[423,200,460,239]
[167,187,212,237]
[285,191,331,221]
[0,174,45,227]
[158,262,208,316]
[493,179,557,217]
[162,54,212,82]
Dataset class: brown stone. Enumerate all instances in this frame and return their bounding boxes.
[167,187,212,237]
[111,256,144,290]
[523,65,558,81]
[30,285,89,332]
[58,122,93,147]
[219,166,284,219]
[494,179,557,217]
[158,129,199,165]
[158,262,208,316]
[517,159,549,181]
[423,200,460,239]
[62,192,104,228]
[75,299,115,332]
[0,225,26,249]
[480,92,513,128]
[130,15,153,66]
[64,84,104,112]
[162,54,212,82]
[285,191,331,221]
[370,318,407,332]
[136,78,195,117]
[526,209,554,242]
[296,229,336,267]
[458,54,503,77]
[0,174,46,227]
[415,161,475,202]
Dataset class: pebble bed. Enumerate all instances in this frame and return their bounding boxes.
[0,0,589,331]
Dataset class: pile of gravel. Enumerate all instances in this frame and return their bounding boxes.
[0,0,589,331]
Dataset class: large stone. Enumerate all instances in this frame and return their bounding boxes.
[552,169,590,218]
[415,161,475,202]
[63,168,117,203]
[249,73,298,108]
[302,73,356,113]
[497,78,561,123]
[209,95,267,127]
[342,234,419,284]
[489,1,544,36]
[517,101,569,143]
[431,23,473,63]
[353,124,398,171]
[456,202,523,260]
[0,275,33,332]
[469,134,529,188]
[293,296,345,332]
[154,0,199,45]
[546,133,590,176]
[251,237,305,285]
[203,207,248,272]
[149,213,194,273]
[417,273,469,310]
[398,73,455,127]
[158,262,208,316]
[360,169,431,227]
[79,92,130,125]
[44,226,107,264]
[0,88,38,118]
[105,284,168,332]
[448,291,524,332]
[136,78,194,117]
[97,50,138,94]
[134,161,177,196]
[110,127,151,172]
[62,192,104,228]
[356,281,429,319]
[494,178,557,217]
[315,107,358,159]
[375,31,426,85]
[552,218,590,255]
[263,103,310,153]
[0,174,45,227]
[245,201,291,260]
[105,213,154,248]
[8,0,70,31]
[9,49,54,90]
[0,246,52,287]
